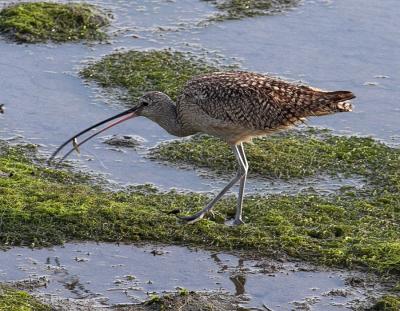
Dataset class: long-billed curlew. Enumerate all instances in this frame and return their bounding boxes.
[50,71,355,225]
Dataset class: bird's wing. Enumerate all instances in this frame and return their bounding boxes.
[179,71,311,130]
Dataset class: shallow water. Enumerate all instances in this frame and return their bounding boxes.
[0,242,380,309]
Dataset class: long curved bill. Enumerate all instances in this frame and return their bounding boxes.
[48,106,139,165]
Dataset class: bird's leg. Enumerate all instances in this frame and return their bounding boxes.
[234,143,248,225]
[179,145,246,224]
[238,143,248,168]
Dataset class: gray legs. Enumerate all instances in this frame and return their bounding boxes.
[235,143,248,225]
[179,143,248,225]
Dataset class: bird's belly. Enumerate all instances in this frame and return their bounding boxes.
[180,103,295,145]
[202,125,274,145]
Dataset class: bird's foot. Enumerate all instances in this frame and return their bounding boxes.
[233,218,245,226]
[177,212,206,224]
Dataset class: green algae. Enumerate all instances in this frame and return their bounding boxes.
[0,285,50,311]
[0,141,399,276]
[151,130,400,190]
[80,50,220,102]
[369,295,400,311]
[203,0,300,20]
[0,2,109,43]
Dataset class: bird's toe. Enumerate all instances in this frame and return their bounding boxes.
[177,213,205,224]
[233,219,245,226]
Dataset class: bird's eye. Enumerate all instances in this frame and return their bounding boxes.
[142,101,149,107]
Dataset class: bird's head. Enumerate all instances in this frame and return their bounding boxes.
[48,91,173,164]
[136,91,174,120]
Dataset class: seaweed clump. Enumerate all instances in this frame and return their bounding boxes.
[0,285,50,311]
[103,135,142,149]
[368,295,400,311]
[0,2,109,43]
[80,50,219,102]
[203,0,300,20]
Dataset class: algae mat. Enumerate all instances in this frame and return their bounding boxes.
[0,285,50,311]
[202,0,301,20]
[0,2,109,43]
[80,50,220,101]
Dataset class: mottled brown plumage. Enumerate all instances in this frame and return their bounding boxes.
[140,71,354,145]
[51,71,355,225]
[183,72,354,124]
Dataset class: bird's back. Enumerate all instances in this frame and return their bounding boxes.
[178,71,354,131]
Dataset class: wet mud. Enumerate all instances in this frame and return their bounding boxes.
[103,135,145,150]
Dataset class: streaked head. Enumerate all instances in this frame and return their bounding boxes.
[136,91,174,120]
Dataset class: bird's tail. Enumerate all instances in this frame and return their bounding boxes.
[312,91,355,116]
[325,91,355,101]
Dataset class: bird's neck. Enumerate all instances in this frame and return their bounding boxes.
[151,102,196,137]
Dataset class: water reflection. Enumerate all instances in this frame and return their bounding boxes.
[45,255,96,299]
[230,274,246,296]
[212,253,247,296]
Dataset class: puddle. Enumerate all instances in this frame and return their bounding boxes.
[0,242,382,309]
